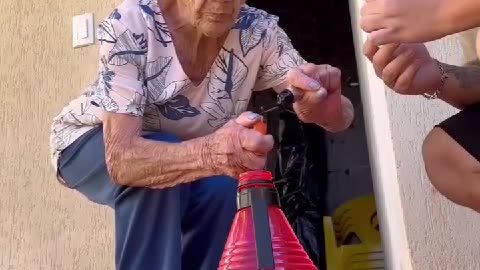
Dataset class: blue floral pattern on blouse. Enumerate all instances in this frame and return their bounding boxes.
[49,0,305,170]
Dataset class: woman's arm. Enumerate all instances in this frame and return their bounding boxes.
[435,63,480,109]
[254,22,353,132]
[364,40,480,109]
[273,81,354,132]
[446,0,480,38]
[103,112,274,189]
[361,0,480,45]
[428,34,480,108]
[103,113,216,188]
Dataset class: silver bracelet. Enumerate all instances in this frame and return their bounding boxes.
[423,60,448,100]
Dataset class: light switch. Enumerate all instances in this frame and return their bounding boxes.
[72,13,95,48]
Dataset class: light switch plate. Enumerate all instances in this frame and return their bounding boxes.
[72,13,95,48]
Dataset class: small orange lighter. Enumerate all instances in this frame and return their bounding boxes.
[253,119,268,135]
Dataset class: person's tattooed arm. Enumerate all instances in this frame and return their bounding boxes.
[437,62,480,109]
[465,59,480,67]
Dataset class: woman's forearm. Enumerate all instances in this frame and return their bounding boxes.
[437,62,480,109]
[103,113,219,189]
[113,137,218,189]
[444,0,480,36]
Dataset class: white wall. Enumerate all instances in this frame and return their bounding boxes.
[0,1,118,269]
[388,36,480,270]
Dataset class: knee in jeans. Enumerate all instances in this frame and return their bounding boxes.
[201,176,237,204]
[143,132,182,143]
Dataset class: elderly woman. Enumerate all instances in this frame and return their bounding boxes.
[50,0,354,269]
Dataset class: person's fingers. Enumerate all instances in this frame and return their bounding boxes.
[288,66,327,102]
[369,28,397,46]
[287,67,322,91]
[233,111,262,128]
[360,14,386,33]
[298,63,318,74]
[243,153,267,171]
[239,128,274,154]
[393,60,422,94]
[293,87,328,105]
[360,0,381,16]
[382,49,415,88]
[363,38,379,61]
[315,65,342,94]
[372,43,401,76]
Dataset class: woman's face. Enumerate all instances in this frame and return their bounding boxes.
[183,0,245,37]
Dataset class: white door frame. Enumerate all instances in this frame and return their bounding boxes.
[349,1,414,269]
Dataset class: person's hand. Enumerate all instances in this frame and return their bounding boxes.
[363,39,442,95]
[287,63,348,128]
[360,0,452,45]
[204,111,274,178]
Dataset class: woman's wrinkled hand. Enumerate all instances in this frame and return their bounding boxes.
[363,39,442,95]
[203,111,274,178]
[360,0,451,45]
[287,63,346,128]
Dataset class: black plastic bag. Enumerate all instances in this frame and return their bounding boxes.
[250,91,328,268]
[273,111,328,269]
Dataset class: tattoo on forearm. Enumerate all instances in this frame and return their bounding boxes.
[444,63,480,90]
[465,59,480,67]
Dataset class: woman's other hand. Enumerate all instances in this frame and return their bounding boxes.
[360,0,453,45]
[204,112,274,178]
[363,39,442,96]
[287,64,354,132]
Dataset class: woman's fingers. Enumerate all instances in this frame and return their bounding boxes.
[239,128,274,154]
[382,49,415,88]
[228,111,274,155]
[364,38,379,61]
[287,67,322,92]
[369,28,400,46]
[393,60,422,94]
[233,111,262,128]
[243,153,268,171]
[360,14,386,33]
[372,43,401,77]
[314,65,342,94]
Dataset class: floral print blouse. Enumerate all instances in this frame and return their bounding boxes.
[49,0,305,170]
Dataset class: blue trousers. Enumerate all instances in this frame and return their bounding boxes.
[58,127,237,270]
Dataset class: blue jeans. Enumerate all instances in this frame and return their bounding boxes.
[58,127,237,270]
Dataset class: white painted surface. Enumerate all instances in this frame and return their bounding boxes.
[350,0,480,269]
[349,1,413,269]
[388,37,480,270]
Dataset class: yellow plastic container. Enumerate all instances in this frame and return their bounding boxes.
[324,195,385,270]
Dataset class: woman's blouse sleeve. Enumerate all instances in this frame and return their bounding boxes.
[94,8,148,116]
[253,22,307,91]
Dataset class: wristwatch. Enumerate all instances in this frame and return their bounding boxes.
[423,59,449,100]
